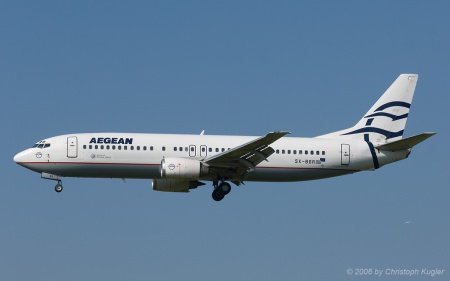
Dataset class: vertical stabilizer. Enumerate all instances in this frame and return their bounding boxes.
[317,74,418,142]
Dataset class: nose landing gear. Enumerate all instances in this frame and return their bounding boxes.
[55,181,63,193]
[41,172,63,193]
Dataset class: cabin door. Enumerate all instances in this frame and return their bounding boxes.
[341,144,350,165]
[67,136,78,158]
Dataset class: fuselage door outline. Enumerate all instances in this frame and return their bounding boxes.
[189,145,196,157]
[341,144,350,165]
[67,136,78,158]
[200,145,207,157]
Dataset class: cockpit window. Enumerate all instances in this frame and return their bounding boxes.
[32,141,51,149]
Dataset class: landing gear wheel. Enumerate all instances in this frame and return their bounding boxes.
[212,189,225,201]
[55,183,63,193]
[219,182,232,195]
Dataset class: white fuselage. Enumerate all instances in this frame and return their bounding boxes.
[12,75,433,201]
[14,133,409,182]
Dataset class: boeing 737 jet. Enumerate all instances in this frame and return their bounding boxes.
[14,74,435,201]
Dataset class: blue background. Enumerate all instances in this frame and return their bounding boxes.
[1,1,448,280]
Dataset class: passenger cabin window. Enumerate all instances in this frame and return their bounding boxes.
[305,150,308,155]
[174,147,177,151]
[322,151,325,155]
[162,147,166,151]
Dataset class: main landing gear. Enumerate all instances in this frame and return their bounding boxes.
[211,181,232,202]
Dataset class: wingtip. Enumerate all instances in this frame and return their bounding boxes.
[421,132,437,138]
[271,131,291,135]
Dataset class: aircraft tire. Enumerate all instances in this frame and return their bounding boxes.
[219,182,232,195]
[55,184,63,193]
[212,189,225,201]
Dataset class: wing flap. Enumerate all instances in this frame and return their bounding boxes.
[239,146,275,169]
[204,131,289,174]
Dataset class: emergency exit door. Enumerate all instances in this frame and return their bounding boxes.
[189,145,196,157]
[67,136,78,158]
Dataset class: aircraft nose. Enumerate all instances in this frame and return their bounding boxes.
[14,150,29,164]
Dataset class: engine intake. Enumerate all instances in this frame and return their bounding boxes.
[160,157,209,180]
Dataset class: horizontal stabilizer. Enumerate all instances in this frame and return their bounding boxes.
[376,132,436,151]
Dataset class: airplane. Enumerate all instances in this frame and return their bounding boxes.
[13,74,435,201]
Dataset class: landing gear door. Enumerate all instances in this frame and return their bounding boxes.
[67,136,78,158]
[341,144,350,165]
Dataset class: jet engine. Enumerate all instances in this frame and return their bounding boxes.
[152,179,205,192]
[160,158,209,180]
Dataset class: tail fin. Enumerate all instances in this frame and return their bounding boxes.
[318,74,418,142]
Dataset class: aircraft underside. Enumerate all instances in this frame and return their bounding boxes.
[24,161,358,201]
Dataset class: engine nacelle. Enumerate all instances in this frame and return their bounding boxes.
[152,179,204,192]
[160,157,209,180]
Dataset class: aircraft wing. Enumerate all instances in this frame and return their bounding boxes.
[203,131,290,182]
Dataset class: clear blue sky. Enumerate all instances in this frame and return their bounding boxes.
[1,1,448,280]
